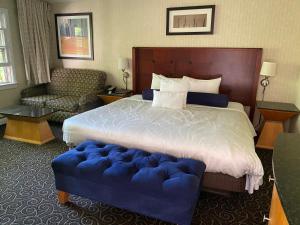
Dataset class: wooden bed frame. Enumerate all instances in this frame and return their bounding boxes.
[132,47,262,193]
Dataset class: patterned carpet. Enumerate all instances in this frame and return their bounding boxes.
[0,124,273,225]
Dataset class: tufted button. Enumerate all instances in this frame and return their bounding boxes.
[105,160,112,168]
[118,147,127,153]
[130,165,139,174]
[179,166,190,174]
[97,143,105,148]
[169,157,177,162]
[78,154,86,161]
[100,151,109,157]
[150,160,158,167]
[123,155,133,162]
[143,152,151,157]
[163,172,170,180]
[75,146,85,152]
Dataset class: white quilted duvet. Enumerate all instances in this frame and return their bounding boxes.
[63,95,264,193]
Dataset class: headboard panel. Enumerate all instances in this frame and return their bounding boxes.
[132,47,262,120]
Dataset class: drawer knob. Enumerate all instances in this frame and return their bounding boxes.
[269,175,275,182]
[263,215,270,222]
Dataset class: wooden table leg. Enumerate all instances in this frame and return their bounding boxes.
[58,191,69,204]
[4,118,55,145]
[256,121,284,150]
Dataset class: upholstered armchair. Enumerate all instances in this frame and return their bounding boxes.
[21,68,107,122]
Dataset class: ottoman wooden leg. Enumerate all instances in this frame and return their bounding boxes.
[58,191,69,204]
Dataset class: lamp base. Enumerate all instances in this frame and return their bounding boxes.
[122,71,129,90]
[260,76,269,87]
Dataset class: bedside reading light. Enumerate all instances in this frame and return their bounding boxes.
[260,61,277,101]
[118,58,130,90]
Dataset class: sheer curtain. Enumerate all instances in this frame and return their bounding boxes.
[0,9,15,84]
[17,0,51,85]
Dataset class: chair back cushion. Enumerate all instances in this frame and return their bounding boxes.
[47,68,106,96]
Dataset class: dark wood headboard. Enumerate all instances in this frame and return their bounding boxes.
[132,47,262,120]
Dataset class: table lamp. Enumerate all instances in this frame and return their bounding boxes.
[260,61,277,101]
[118,58,130,90]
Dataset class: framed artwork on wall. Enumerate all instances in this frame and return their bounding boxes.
[166,5,215,35]
[55,12,94,60]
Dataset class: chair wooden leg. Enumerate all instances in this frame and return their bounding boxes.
[58,191,69,204]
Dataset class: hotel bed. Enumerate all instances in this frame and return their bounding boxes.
[63,47,264,194]
[63,95,264,193]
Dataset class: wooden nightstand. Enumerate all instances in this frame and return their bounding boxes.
[256,101,299,150]
[98,89,133,105]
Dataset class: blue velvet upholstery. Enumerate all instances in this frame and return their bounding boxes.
[52,141,206,225]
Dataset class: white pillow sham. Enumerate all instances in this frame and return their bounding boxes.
[160,78,189,93]
[152,90,187,109]
[151,73,181,89]
[183,76,221,94]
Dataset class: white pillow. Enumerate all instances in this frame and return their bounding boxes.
[151,73,181,89]
[151,73,163,89]
[152,90,187,109]
[183,76,221,94]
[160,78,189,93]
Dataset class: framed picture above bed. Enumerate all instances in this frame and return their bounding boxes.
[166,5,215,35]
[55,12,94,60]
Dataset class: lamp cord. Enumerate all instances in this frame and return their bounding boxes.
[261,85,266,102]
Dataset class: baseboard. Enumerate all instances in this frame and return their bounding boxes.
[0,117,7,125]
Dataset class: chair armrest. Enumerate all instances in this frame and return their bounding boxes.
[21,84,48,98]
[78,91,104,112]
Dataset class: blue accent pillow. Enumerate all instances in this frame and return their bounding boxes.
[186,92,229,107]
[142,89,229,108]
[142,89,156,100]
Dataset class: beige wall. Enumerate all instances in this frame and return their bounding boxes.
[0,0,26,108]
[292,76,300,132]
[52,0,300,129]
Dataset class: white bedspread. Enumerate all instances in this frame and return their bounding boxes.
[63,95,264,193]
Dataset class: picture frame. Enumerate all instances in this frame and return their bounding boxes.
[166,5,215,35]
[55,12,94,60]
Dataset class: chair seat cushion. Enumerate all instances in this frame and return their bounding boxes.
[46,96,80,112]
[21,95,61,107]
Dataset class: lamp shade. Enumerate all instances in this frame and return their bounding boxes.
[118,58,129,71]
[260,62,277,77]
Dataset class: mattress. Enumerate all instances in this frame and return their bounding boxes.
[63,95,264,194]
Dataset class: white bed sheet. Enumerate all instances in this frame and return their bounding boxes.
[63,95,264,193]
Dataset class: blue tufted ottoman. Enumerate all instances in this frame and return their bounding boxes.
[52,141,206,225]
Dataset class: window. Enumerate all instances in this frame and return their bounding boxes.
[0,8,16,87]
